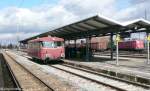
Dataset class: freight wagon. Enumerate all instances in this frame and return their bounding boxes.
[91,37,145,51]
[118,40,144,50]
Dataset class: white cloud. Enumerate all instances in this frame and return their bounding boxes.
[0,0,149,44]
[114,0,150,21]
[0,0,118,44]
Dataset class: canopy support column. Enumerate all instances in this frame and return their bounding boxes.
[146,31,150,64]
[74,39,77,48]
[68,40,71,58]
[74,39,77,58]
[110,33,114,60]
[86,37,91,61]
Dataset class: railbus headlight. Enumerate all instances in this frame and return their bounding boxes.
[61,53,65,58]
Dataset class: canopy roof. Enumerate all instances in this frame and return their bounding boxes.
[20,14,150,44]
[122,18,150,28]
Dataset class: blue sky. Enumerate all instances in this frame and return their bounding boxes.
[116,0,131,10]
[0,0,58,8]
[0,0,131,9]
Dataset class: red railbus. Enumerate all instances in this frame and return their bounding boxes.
[27,37,65,63]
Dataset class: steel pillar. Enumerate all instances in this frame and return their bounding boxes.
[68,40,71,58]
[147,33,150,64]
[86,37,90,61]
[74,40,76,48]
[116,40,119,65]
[110,33,114,60]
[74,39,77,58]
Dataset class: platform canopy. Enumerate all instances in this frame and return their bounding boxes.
[118,19,150,34]
[20,15,150,44]
[122,19,150,28]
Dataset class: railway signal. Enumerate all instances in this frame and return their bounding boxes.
[115,34,120,65]
[147,34,150,64]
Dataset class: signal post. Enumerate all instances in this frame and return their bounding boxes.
[147,34,150,64]
[115,34,120,66]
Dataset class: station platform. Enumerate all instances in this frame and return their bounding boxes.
[63,56,150,84]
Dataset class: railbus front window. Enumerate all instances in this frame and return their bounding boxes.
[42,42,54,48]
[42,41,64,48]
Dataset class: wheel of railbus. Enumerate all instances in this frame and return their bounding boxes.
[43,59,47,64]
[43,58,49,64]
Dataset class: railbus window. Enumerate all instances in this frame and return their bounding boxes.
[41,41,64,48]
[42,41,54,48]
[54,41,64,47]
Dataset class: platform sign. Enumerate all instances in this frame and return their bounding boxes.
[115,34,120,42]
[147,35,150,41]
[116,34,120,65]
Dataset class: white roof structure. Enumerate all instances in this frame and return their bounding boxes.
[20,14,150,43]
[122,18,150,27]
[47,14,122,36]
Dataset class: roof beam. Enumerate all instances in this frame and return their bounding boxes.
[84,22,102,28]
[76,23,92,30]
[62,25,120,39]
[64,26,79,32]
[69,25,85,31]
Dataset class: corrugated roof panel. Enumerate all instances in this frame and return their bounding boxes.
[59,29,72,34]
[86,20,108,28]
[63,27,79,33]
[78,23,96,30]
[71,25,88,31]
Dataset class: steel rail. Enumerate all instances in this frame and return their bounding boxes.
[4,52,54,91]
[49,65,127,91]
[13,50,150,90]
[3,54,22,90]
[62,63,150,89]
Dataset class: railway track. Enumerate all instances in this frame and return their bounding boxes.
[62,63,150,88]
[49,64,150,91]
[4,56,22,90]
[12,50,150,91]
[4,52,54,91]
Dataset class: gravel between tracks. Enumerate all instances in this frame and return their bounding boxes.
[39,65,117,91]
